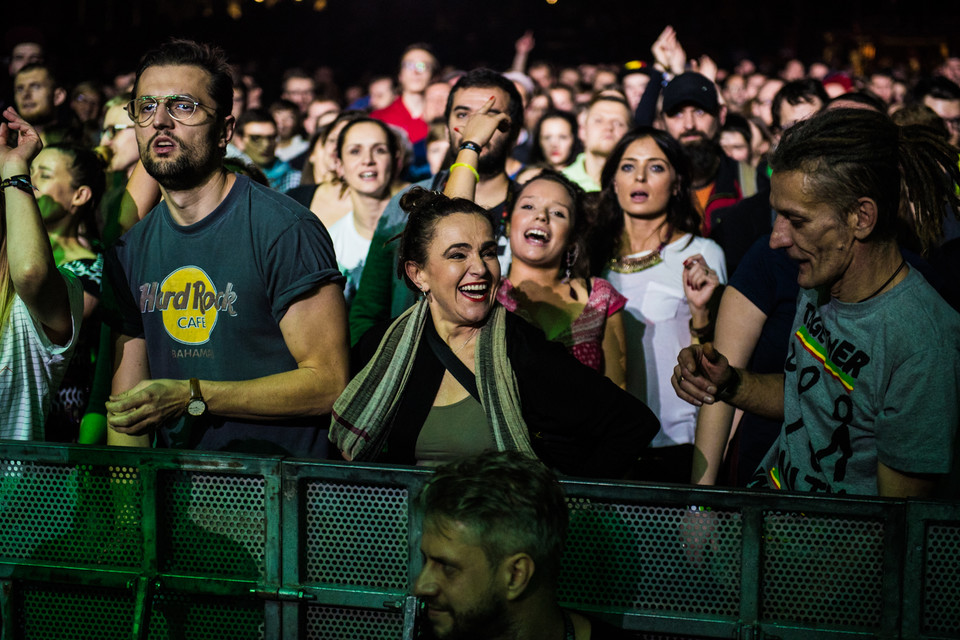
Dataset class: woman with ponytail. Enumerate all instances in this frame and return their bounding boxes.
[29,142,106,441]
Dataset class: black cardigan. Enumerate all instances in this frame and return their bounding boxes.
[352,310,660,479]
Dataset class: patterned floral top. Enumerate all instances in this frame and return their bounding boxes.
[497,277,627,371]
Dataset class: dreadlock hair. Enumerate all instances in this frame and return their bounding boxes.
[769,108,960,255]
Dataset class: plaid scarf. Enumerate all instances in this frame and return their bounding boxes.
[329,299,535,461]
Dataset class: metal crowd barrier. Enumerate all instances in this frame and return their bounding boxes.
[0,442,958,639]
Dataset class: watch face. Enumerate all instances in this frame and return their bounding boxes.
[187,399,206,417]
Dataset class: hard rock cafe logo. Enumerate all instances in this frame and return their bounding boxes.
[138,266,237,345]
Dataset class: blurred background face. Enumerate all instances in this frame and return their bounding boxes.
[427,138,449,176]
[581,100,630,155]
[368,77,397,110]
[539,116,575,168]
[70,85,101,124]
[524,94,550,132]
[282,76,315,113]
[622,73,650,113]
[8,42,43,76]
[424,82,451,122]
[720,130,750,163]
[14,67,59,123]
[101,104,140,174]
[240,121,278,166]
[398,48,435,94]
[272,108,298,140]
[304,99,340,137]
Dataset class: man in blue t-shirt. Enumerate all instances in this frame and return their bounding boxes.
[102,40,348,458]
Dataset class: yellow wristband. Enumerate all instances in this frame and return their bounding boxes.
[449,162,480,182]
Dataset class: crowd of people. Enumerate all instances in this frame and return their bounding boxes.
[1,23,959,501]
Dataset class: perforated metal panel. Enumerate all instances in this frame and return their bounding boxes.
[158,471,265,579]
[304,481,409,589]
[146,592,265,639]
[14,582,135,639]
[0,459,142,567]
[923,523,960,635]
[5,444,960,640]
[761,511,884,626]
[306,604,405,640]
[559,500,741,616]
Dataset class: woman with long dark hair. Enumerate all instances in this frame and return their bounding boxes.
[592,127,726,482]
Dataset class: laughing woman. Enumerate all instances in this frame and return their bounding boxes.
[330,184,658,479]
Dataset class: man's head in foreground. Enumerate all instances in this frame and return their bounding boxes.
[415,450,568,640]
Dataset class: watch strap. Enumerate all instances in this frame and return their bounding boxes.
[714,367,742,403]
[458,140,482,154]
[189,378,203,400]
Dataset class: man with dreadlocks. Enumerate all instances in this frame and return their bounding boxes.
[672,108,960,498]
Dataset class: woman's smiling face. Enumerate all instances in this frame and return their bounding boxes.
[408,212,501,331]
[509,178,574,270]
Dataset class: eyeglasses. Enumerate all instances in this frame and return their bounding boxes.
[401,61,432,73]
[243,134,276,145]
[101,124,134,140]
[126,95,212,125]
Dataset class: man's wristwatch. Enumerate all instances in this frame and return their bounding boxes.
[714,368,742,403]
[187,378,208,417]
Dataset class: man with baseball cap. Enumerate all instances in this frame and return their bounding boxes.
[659,72,755,235]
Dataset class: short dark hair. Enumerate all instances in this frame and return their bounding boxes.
[269,99,300,116]
[825,91,886,113]
[912,76,960,103]
[132,39,233,121]
[419,450,568,587]
[590,127,700,274]
[236,108,276,136]
[444,68,524,147]
[14,62,59,88]
[770,108,960,253]
[771,78,828,130]
[281,68,315,89]
[400,42,438,68]
[586,94,633,123]
[721,112,752,144]
[396,187,492,292]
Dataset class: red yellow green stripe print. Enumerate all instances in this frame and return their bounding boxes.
[768,467,782,490]
[795,326,855,393]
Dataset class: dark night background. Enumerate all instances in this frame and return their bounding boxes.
[6,0,960,96]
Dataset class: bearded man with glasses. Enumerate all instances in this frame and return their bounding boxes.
[101,39,349,458]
